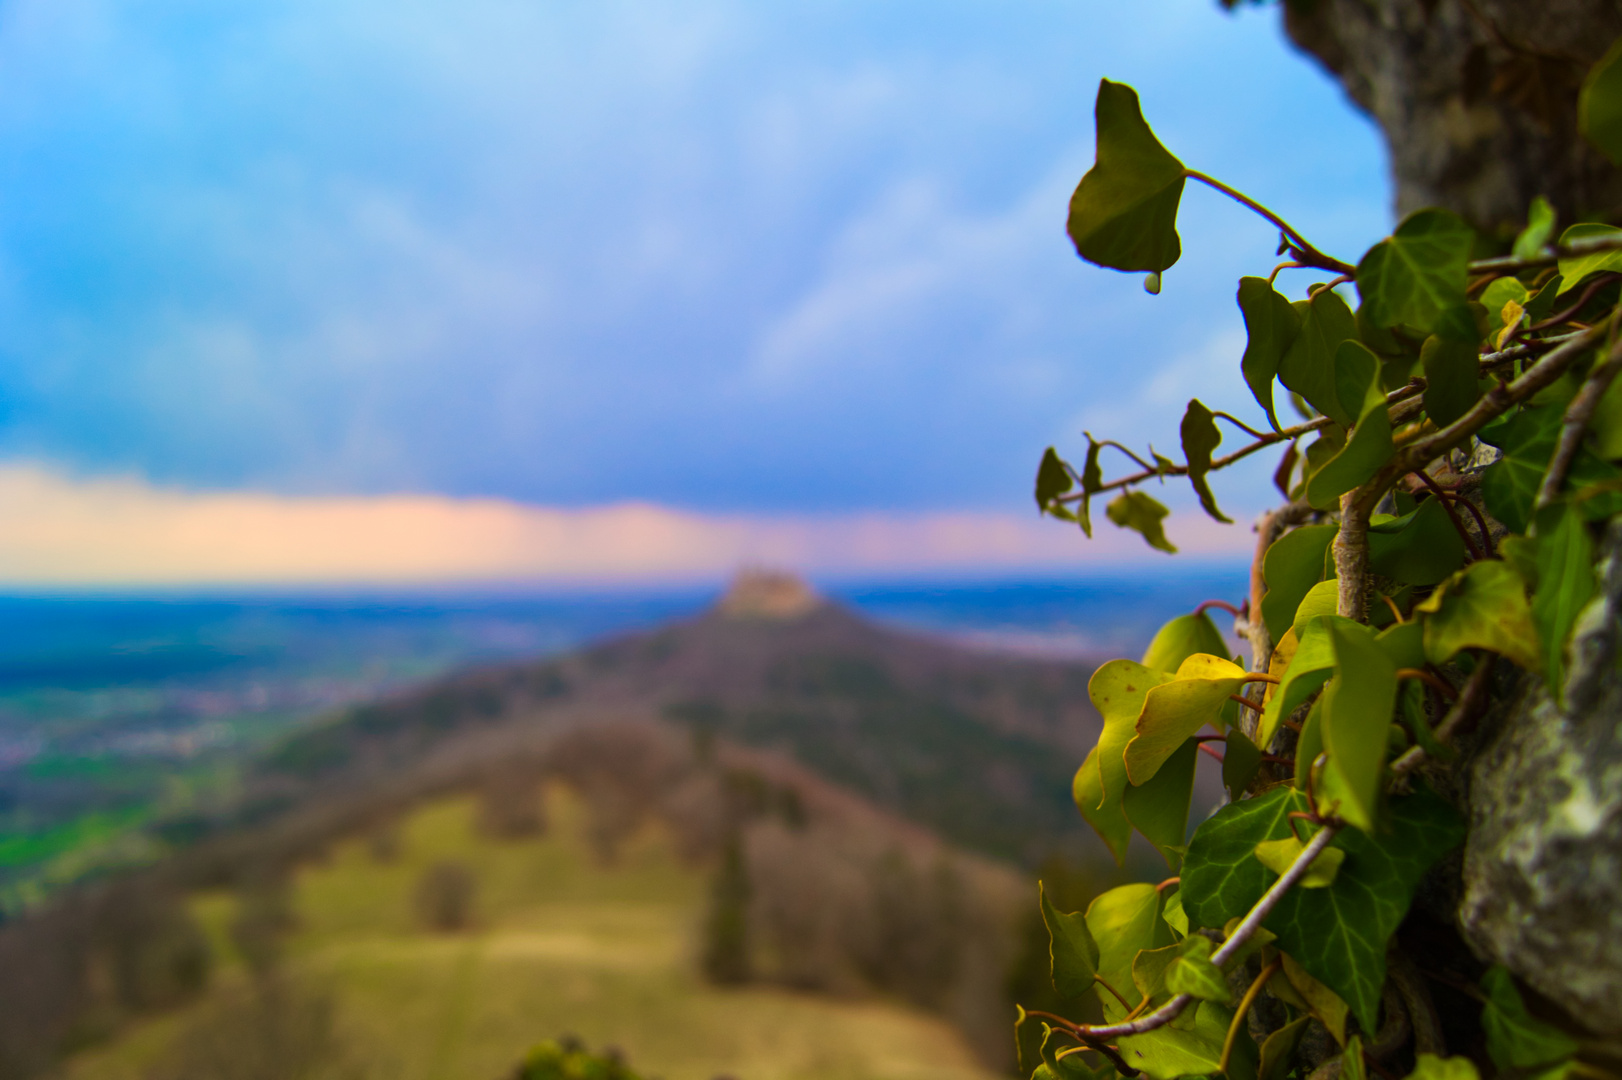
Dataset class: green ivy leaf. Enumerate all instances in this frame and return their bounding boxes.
[1143,611,1230,674]
[1238,277,1302,432]
[1181,399,1232,523]
[1526,502,1597,695]
[1281,953,1349,1045]
[1420,308,1484,429]
[1182,785,1306,932]
[1366,497,1468,587]
[1355,208,1474,334]
[1067,80,1186,274]
[1165,934,1231,1004]
[1183,785,1465,1034]
[1258,1016,1312,1080]
[1555,223,1622,296]
[1124,737,1199,868]
[1260,523,1337,643]
[1259,613,1344,752]
[1294,694,1326,792]
[1036,447,1073,511]
[1415,559,1541,672]
[1579,35,1622,168]
[1318,619,1398,833]
[1305,342,1394,506]
[1481,965,1580,1072]
[1162,887,1188,938]
[1107,490,1178,553]
[1223,728,1263,801]
[1266,787,1467,1034]
[1512,197,1557,262]
[1524,275,1564,325]
[1475,404,1622,533]
[1118,1001,1255,1080]
[1254,834,1345,887]
[1125,654,1251,785]
[1280,289,1359,428]
[1040,881,1101,1000]
[1079,660,1175,863]
[1037,1023,1104,1080]
[1290,580,1342,643]
[1085,883,1174,1018]
[1407,1056,1481,1080]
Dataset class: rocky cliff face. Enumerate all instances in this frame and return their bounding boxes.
[1460,523,1622,1035]
[1280,0,1622,231]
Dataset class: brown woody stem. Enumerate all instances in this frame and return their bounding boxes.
[1221,958,1285,1076]
[1335,490,1370,622]
[1536,333,1622,513]
[1183,171,1356,276]
[1059,823,1341,1041]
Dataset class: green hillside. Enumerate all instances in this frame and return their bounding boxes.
[63,786,1000,1080]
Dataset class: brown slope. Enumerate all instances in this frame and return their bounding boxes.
[256,591,1182,866]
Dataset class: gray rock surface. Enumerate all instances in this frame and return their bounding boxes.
[1459,520,1622,1036]
[1277,0,1622,231]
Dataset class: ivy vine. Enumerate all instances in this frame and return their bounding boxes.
[1019,33,1622,1080]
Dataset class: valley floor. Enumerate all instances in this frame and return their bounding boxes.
[62,789,999,1080]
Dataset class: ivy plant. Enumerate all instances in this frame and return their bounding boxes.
[1017,37,1622,1080]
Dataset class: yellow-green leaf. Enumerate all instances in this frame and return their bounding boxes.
[1254,835,1346,888]
[1143,611,1230,674]
[1040,881,1101,1000]
[1067,80,1186,275]
[1291,580,1342,643]
[1260,613,1345,753]
[1124,737,1200,868]
[1407,1056,1481,1080]
[1125,653,1250,785]
[1078,660,1174,863]
[1281,952,1349,1045]
[1416,560,1540,671]
[1318,619,1398,833]
[1258,1017,1312,1080]
[1260,523,1337,643]
[1512,197,1557,262]
[1165,935,1231,1004]
[1107,490,1177,554]
[1085,883,1173,1019]
[1555,223,1622,296]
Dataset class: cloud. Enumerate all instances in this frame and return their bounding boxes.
[0,465,1251,586]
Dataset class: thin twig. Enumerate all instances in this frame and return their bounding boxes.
[1526,273,1622,333]
[1389,657,1496,779]
[1396,668,1459,700]
[1357,320,1618,519]
[1536,334,1622,512]
[1183,171,1356,276]
[1062,823,1341,1041]
[1212,411,1272,440]
[1221,958,1284,1076]
[1467,231,1622,274]
[1195,599,1244,618]
[1412,471,1485,561]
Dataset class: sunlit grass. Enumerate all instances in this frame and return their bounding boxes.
[64,787,998,1080]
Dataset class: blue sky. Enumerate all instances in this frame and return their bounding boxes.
[0,0,1392,580]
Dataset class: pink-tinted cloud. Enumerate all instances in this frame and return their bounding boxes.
[0,466,1251,585]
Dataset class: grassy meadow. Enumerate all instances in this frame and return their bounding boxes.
[62,787,1001,1080]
